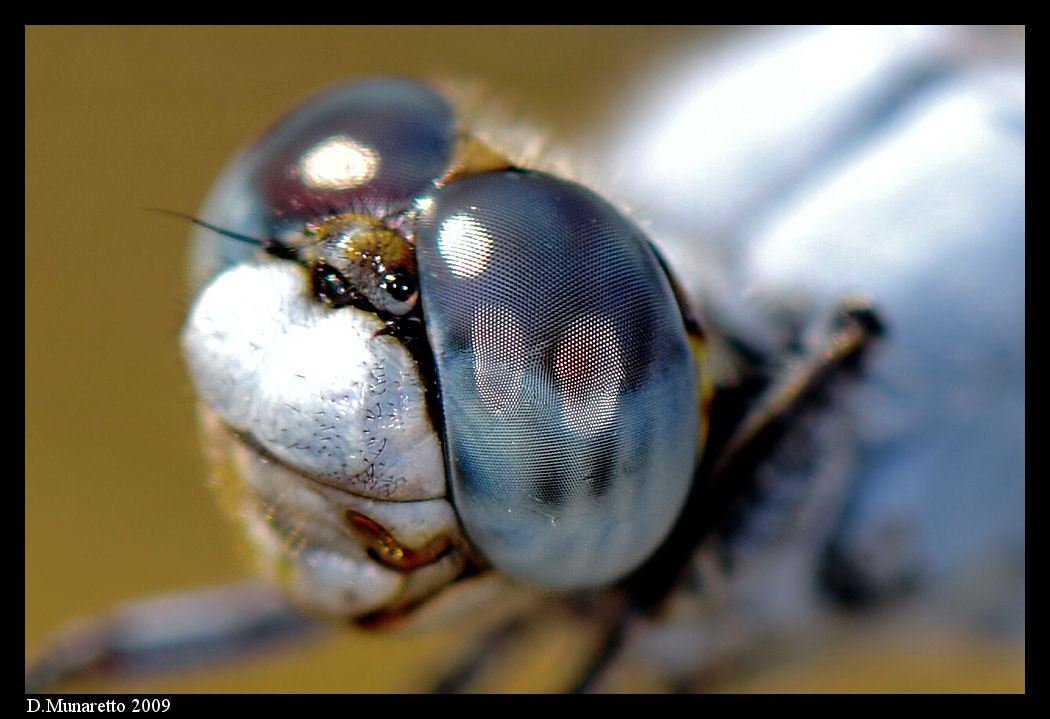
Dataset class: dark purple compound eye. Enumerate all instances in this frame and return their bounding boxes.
[189,79,458,289]
[250,79,457,233]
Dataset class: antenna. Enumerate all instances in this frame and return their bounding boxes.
[147,208,265,248]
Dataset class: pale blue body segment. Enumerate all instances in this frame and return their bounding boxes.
[602,26,1024,649]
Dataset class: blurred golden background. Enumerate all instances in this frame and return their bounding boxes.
[26,26,1022,693]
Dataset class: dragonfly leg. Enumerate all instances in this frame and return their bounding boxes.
[26,579,321,693]
[713,298,884,479]
[568,603,637,693]
[430,615,533,693]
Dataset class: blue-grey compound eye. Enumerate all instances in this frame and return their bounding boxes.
[416,170,701,589]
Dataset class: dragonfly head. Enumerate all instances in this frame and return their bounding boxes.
[182,79,707,620]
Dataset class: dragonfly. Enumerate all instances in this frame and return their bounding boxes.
[25,26,1024,693]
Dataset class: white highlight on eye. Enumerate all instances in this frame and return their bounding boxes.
[471,303,526,415]
[437,213,493,277]
[299,135,379,190]
[554,315,624,436]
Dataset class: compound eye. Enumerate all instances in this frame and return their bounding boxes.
[190,79,457,290]
[255,79,458,232]
[415,170,701,589]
